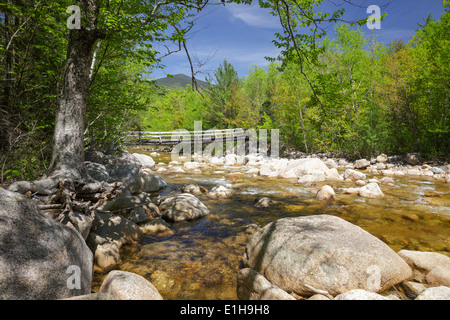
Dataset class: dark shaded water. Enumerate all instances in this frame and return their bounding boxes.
[93,150,450,299]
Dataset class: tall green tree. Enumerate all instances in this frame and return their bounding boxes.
[205,59,240,128]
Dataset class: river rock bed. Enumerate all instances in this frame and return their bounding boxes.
[1,149,449,300]
[91,149,449,300]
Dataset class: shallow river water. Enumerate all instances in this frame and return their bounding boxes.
[93,150,450,300]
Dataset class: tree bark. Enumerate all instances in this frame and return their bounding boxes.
[47,0,103,179]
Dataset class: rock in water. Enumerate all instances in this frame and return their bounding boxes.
[99,270,163,300]
[316,185,335,201]
[131,153,156,169]
[160,193,209,222]
[254,197,273,208]
[181,184,209,195]
[243,215,412,297]
[358,183,385,199]
[209,185,233,199]
[0,188,93,299]
[343,169,367,181]
[354,159,371,169]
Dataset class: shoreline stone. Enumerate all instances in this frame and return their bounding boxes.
[243,215,412,297]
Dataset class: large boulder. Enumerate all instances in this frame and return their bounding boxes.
[0,188,93,299]
[278,158,329,178]
[160,193,210,222]
[242,215,412,297]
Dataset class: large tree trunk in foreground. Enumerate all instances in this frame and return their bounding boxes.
[6,1,120,228]
[47,0,103,179]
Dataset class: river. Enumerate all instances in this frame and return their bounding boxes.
[92,149,450,300]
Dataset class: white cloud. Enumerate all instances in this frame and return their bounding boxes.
[225,3,280,29]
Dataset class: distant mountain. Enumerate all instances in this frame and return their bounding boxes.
[155,74,209,90]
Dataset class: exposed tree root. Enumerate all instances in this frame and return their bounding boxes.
[7,172,125,232]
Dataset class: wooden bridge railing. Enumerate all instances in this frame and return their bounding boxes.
[127,128,248,145]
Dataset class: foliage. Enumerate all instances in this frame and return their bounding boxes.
[144,7,449,159]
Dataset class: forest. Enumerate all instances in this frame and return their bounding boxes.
[1,0,449,184]
[142,18,450,160]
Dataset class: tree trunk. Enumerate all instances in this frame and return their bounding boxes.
[47,0,103,179]
[295,88,308,153]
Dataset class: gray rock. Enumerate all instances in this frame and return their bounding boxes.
[160,193,209,222]
[209,185,233,198]
[279,158,329,178]
[98,270,163,300]
[85,161,109,182]
[334,289,391,300]
[139,219,174,235]
[376,154,388,163]
[85,151,105,164]
[354,159,371,169]
[243,215,412,297]
[316,185,335,201]
[426,266,450,287]
[415,286,450,300]
[297,173,326,184]
[131,153,156,169]
[431,167,445,174]
[324,159,337,169]
[106,164,140,186]
[0,188,93,299]
[237,268,296,300]
[358,183,384,199]
[397,250,450,274]
[101,192,159,223]
[87,212,142,272]
[379,177,395,186]
[63,292,116,300]
[112,152,141,166]
[66,211,93,240]
[343,169,367,181]
[405,153,421,165]
[255,197,273,208]
[128,172,163,194]
[181,184,209,195]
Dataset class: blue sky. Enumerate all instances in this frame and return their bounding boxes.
[150,0,447,80]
